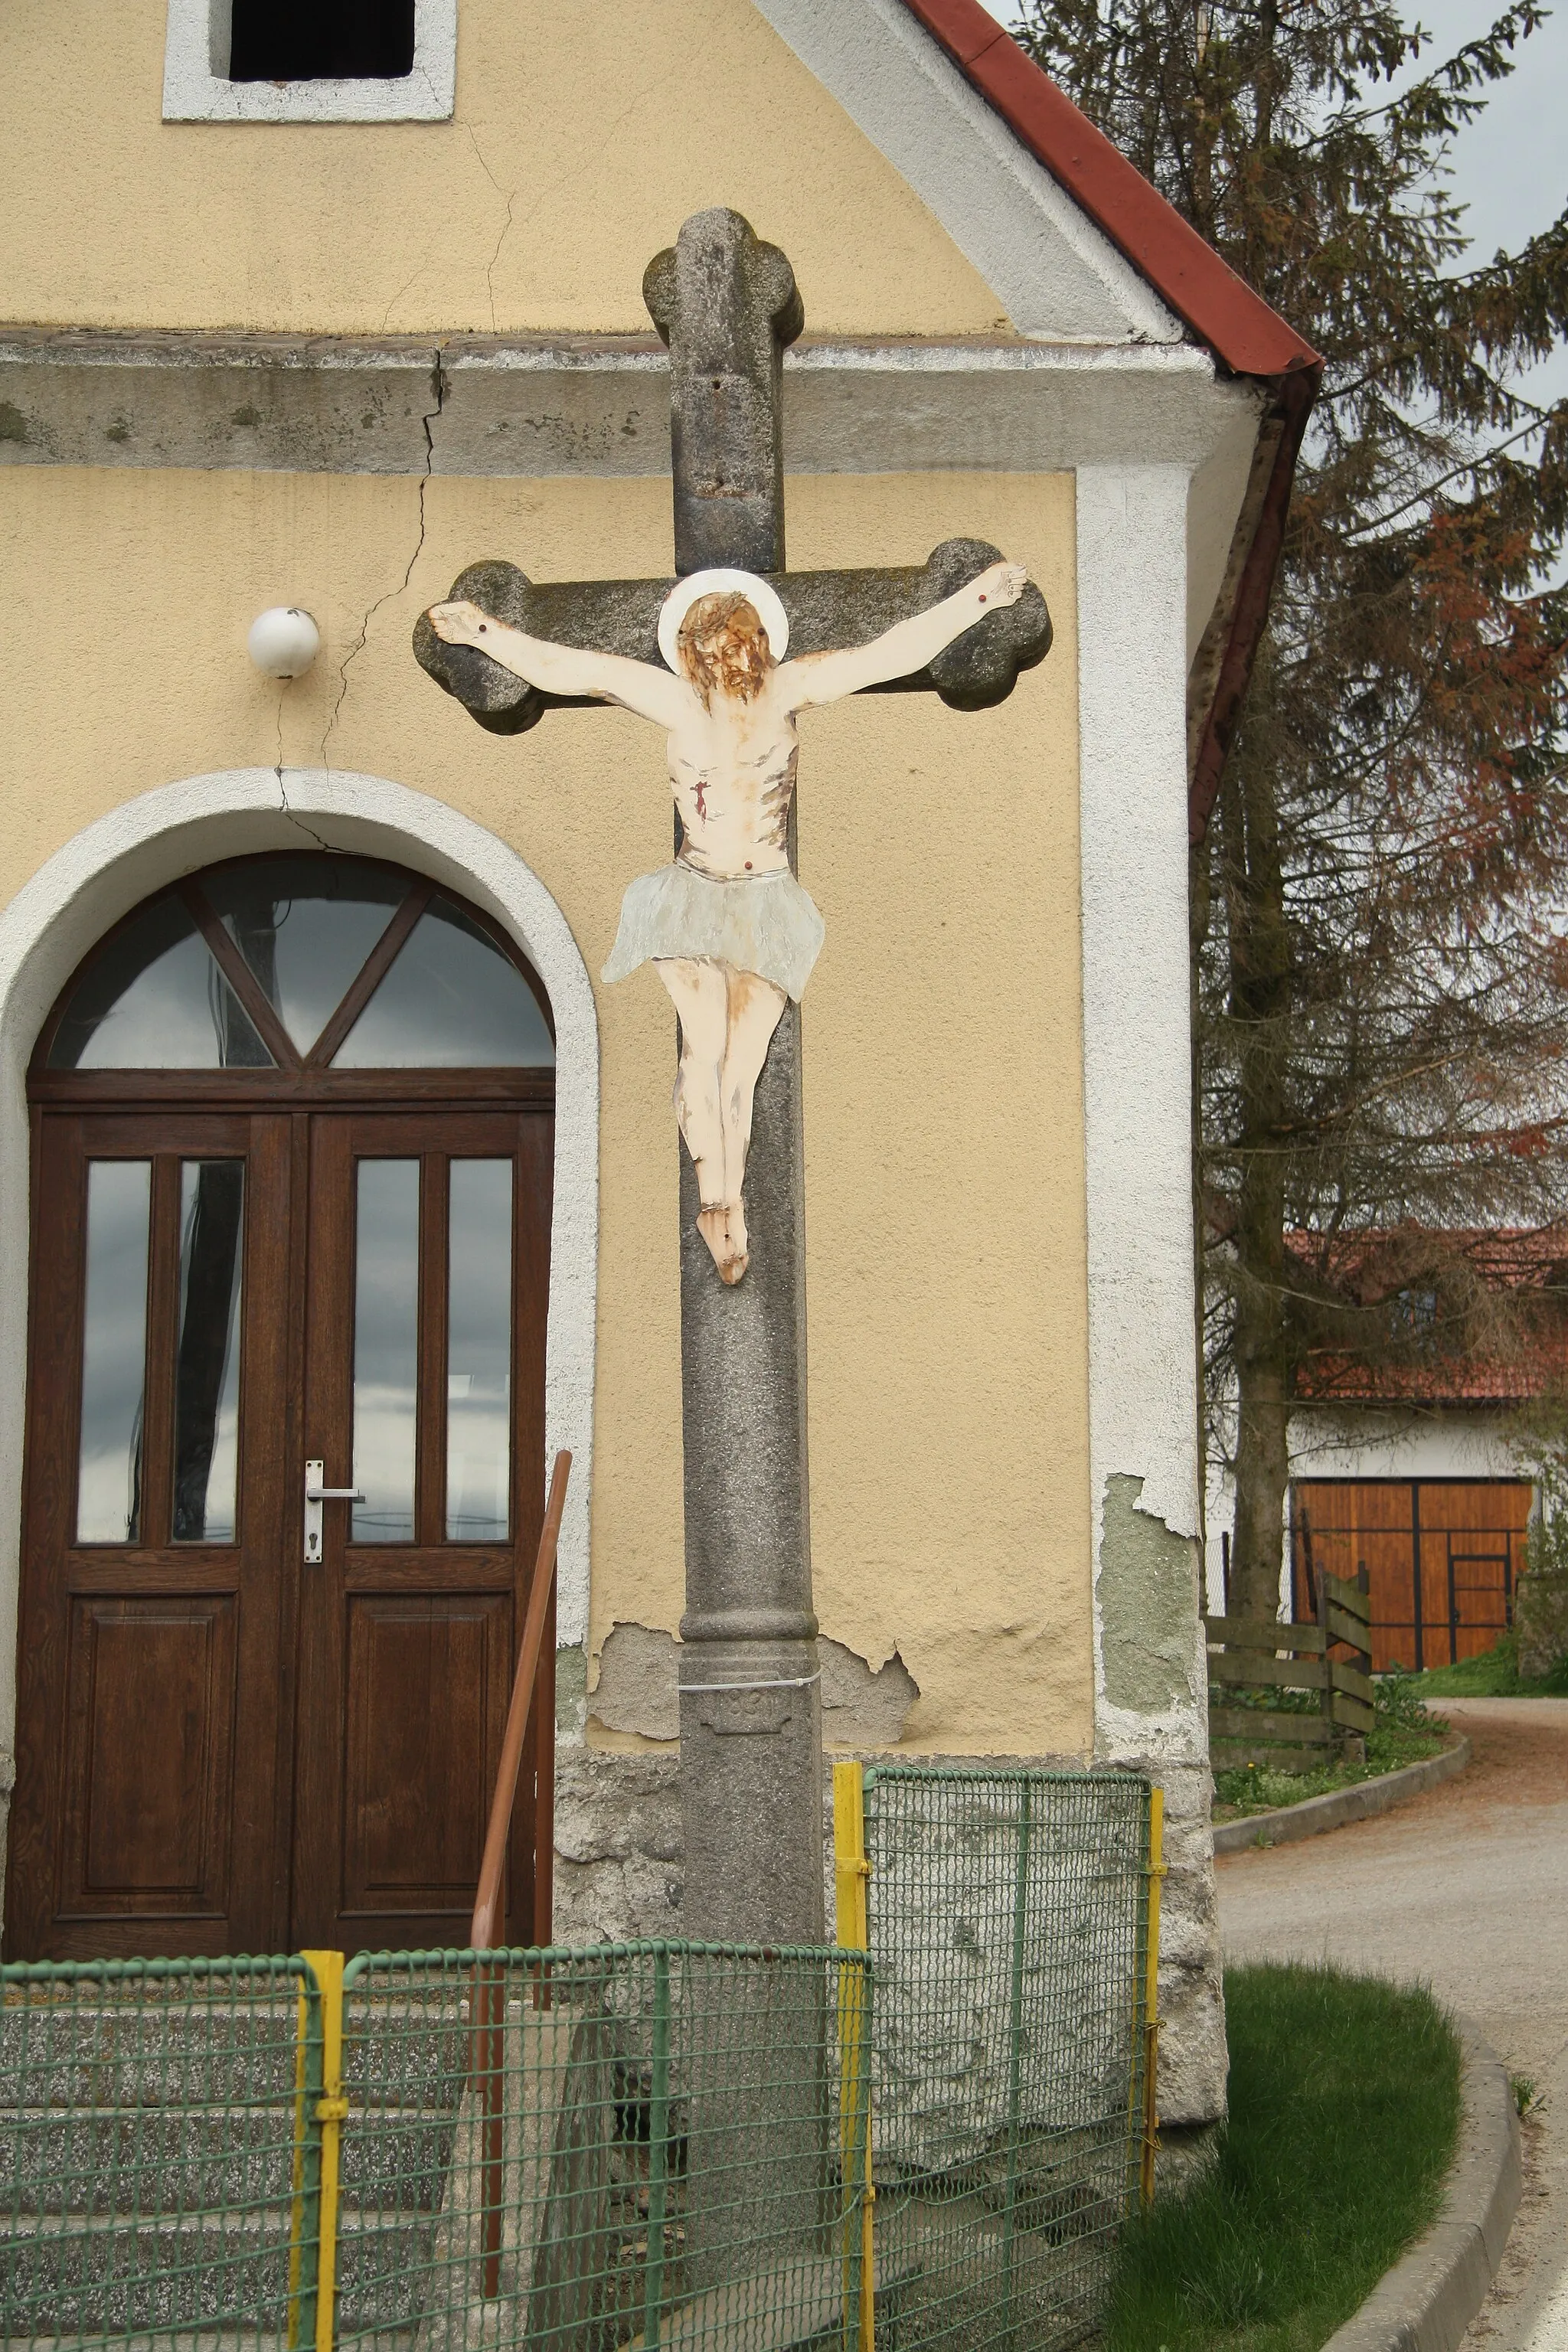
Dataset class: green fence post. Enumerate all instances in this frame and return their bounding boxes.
[642,1945,672,2350]
[1140,1789,1165,2209]
[1001,1778,1034,2344]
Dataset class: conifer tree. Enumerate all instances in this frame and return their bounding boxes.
[1015,0,1568,1620]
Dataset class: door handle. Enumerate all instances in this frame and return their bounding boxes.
[304,1459,366,1564]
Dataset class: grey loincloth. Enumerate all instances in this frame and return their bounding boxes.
[602,861,825,1001]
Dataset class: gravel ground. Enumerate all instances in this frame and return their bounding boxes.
[1215,1697,1568,2352]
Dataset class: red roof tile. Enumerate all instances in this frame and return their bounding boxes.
[1287,1230,1568,1408]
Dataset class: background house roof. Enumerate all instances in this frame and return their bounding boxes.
[1289,1229,1568,1410]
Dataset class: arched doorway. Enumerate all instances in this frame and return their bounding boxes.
[5,852,557,1960]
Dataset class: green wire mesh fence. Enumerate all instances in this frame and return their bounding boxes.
[0,1952,324,2351]
[0,1942,871,2352]
[337,1942,871,2352]
[860,1766,1155,2352]
[0,1775,1154,2352]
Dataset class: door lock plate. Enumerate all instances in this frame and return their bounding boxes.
[304,1459,364,1563]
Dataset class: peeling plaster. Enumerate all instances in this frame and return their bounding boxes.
[587,1621,920,1750]
[1098,1475,1198,1714]
[1074,466,1225,2130]
[588,1624,681,1743]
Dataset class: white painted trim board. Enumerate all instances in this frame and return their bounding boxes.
[751,0,1183,344]
[1075,464,1208,1760]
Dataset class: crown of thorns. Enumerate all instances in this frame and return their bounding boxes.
[657,570,789,670]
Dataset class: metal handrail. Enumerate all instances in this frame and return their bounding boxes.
[470,1449,571,1951]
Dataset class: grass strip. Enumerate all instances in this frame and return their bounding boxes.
[1212,1672,1447,1820]
[1408,1632,1568,1697]
[1211,1723,1445,1819]
[1104,1962,1461,2352]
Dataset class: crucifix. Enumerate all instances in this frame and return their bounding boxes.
[416,207,1051,1949]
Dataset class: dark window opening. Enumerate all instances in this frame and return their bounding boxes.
[229,0,416,81]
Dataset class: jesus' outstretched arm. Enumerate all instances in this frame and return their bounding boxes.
[779,560,1028,710]
[426,600,691,728]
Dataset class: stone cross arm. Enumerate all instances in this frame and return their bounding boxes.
[411,539,1051,736]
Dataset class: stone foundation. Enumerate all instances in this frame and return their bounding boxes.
[552,1748,683,1946]
[547,1732,1225,2140]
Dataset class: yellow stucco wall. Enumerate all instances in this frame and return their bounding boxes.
[0,461,1092,1756]
[0,0,1009,338]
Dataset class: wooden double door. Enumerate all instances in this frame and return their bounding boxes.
[7,1103,552,1959]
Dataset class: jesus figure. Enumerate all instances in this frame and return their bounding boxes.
[428,557,1028,1284]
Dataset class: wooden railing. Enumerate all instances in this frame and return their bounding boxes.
[470,1448,571,1951]
[1207,1566,1374,1773]
[470,1447,570,2298]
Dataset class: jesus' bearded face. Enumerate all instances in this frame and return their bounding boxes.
[676,593,773,708]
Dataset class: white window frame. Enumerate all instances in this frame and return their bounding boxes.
[162,0,456,122]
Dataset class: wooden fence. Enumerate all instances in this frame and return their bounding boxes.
[1207,1567,1375,1772]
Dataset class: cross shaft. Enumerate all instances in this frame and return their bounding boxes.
[414,207,1050,1947]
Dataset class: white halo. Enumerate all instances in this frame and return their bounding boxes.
[657,570,789,673]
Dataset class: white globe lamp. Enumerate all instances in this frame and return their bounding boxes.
[248,606,321,679]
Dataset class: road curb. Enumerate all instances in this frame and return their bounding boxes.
[1320,2020,1521,2352]
[1212,1736,1470,1856]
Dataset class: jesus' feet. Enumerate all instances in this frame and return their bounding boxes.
[697,1202,749,1285]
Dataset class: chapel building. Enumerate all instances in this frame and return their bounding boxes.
[0,0,1318,2149]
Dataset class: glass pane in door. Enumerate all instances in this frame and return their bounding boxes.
[333,900,554,1067]
[446,1161,512,1541]
[351,1160,420,1542]
[203,856,405,1056]
[76,1161,152,1544]
[172,1161,244,1543]
[49,897,273,1070]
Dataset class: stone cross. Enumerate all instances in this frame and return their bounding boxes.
[416,208,1050,1947]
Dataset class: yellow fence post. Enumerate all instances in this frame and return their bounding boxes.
[833,1761,875,2352]
[302,1950,348,2352]
[287,1968,312,2351]
[1139,1788,1165,2210]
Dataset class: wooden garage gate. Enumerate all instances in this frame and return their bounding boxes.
[1290,1478,1533,1672]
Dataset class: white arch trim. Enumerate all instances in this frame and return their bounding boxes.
[0,766,599,1765]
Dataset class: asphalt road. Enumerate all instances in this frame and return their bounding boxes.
[1215,1697,1568,2352]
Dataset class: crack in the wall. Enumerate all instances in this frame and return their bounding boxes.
[464,67,684,335]
[272,688,336,853]
[587,1622,921,1749]
[465,125,516,334]
[380,259,432,335]
[320,348,446,772]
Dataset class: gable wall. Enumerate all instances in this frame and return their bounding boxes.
[0,0,1010,338]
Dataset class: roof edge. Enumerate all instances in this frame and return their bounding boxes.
[897,0,1321,381]
[891,0,1320,844]
[1187,368,1315,843]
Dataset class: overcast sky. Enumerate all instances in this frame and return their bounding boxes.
[980,0,1568,403]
